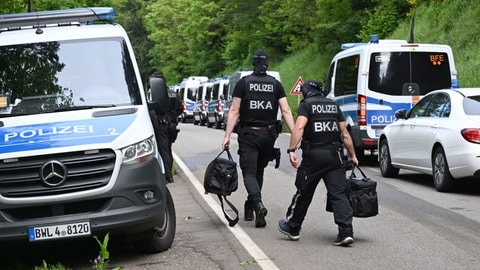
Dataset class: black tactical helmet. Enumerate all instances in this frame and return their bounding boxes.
[251,49,269,69]
[301,80,324,99]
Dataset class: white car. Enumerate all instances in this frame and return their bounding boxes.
[378,88,480,192]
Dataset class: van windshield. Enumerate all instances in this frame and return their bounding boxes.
[0,38,141,116]
[368,51,451,95]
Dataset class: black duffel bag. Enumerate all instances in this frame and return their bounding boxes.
[204,147,239,226]
[326,165,378,218]
[347,166,378,218]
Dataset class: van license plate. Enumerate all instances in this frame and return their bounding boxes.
[28,221,91,241]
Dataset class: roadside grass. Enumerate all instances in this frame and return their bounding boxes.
[31,233,121,270]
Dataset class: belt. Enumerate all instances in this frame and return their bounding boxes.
[304,141,340,148]
[241,123,274,131]
[244,126,269,131]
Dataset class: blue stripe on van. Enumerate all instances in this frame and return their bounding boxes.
[335,95,414,125]
[0,114,136,154]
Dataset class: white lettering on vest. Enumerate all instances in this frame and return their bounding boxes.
[249,100,273,110]
[249,83,274,92]
[314,121,339,132]
[312,104,337,114]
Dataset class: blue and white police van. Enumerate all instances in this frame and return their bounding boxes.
[193,79,214,126]
[177,76,208,123]
[324,35,458,161]
[0,7,175,253]
[206,76,229,129]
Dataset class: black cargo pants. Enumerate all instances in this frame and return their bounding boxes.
[237,126,277,204]
[285,147,353,237]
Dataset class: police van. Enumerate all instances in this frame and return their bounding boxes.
[223,70,283,131]
[193,79,214,126]
[324,35,458,161]
[177,76,208,123]
[0,7,175,253]
[206,76,229,129]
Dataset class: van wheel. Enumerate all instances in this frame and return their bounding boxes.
[432,147,455,192]
[134,187,176,253]
[379,139,399,177]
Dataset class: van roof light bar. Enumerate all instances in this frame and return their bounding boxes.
[0,7,117,29]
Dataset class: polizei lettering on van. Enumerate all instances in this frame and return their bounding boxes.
[0,114,135,154]
[4,125,94,142]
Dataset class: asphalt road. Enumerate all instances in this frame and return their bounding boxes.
[2,122,480,269]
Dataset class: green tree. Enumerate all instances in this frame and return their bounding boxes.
[357,0,411,41]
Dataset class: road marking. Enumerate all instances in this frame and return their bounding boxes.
[173,152,279,270]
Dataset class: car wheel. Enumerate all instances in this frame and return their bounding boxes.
[134,187,176,254]
[432,147,455,192]
[379,138,399,177]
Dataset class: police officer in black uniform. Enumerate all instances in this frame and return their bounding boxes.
[222,50,295,228]
[150,74,183,183]
[277,80,358,246]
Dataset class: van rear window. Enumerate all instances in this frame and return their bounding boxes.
[368,52,451,96]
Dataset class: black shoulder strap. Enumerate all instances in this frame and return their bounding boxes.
[217,195,239,227]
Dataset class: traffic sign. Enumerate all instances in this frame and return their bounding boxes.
[290,77,304,95]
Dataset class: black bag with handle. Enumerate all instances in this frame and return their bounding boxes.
[326,165,378,218]
[204,147,239,226]
[346,166,378,217]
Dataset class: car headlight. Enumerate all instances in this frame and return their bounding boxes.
[121,136,156,164]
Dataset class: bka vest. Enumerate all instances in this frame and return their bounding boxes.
[302,96,341,144]
[239,75,278,125]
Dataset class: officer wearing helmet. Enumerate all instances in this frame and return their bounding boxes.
[278,80,359,246]
[150,74,183,183]
[222,49,295,228]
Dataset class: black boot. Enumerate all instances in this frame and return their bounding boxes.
[244,200,254,221]
[254,201,268,228]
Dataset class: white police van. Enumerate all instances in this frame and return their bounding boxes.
[193,79,214,126]
[0,7,175,253]
[324,35,458,161]
[206,76,229,129]
[177,76,208,123]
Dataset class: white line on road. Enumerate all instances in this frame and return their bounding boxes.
[173,151,279,270]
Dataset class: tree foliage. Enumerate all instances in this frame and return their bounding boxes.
[1,0,416,84]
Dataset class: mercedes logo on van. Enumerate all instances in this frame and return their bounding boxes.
[40,160,67,187]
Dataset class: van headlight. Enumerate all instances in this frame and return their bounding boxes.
[121,137,156,164]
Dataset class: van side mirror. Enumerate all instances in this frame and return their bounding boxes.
[394,109,407,120]
[148,76,170,112]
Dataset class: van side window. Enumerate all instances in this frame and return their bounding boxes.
[212,84,219,100]
[334,54,360,96]
[187,88,196,101]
